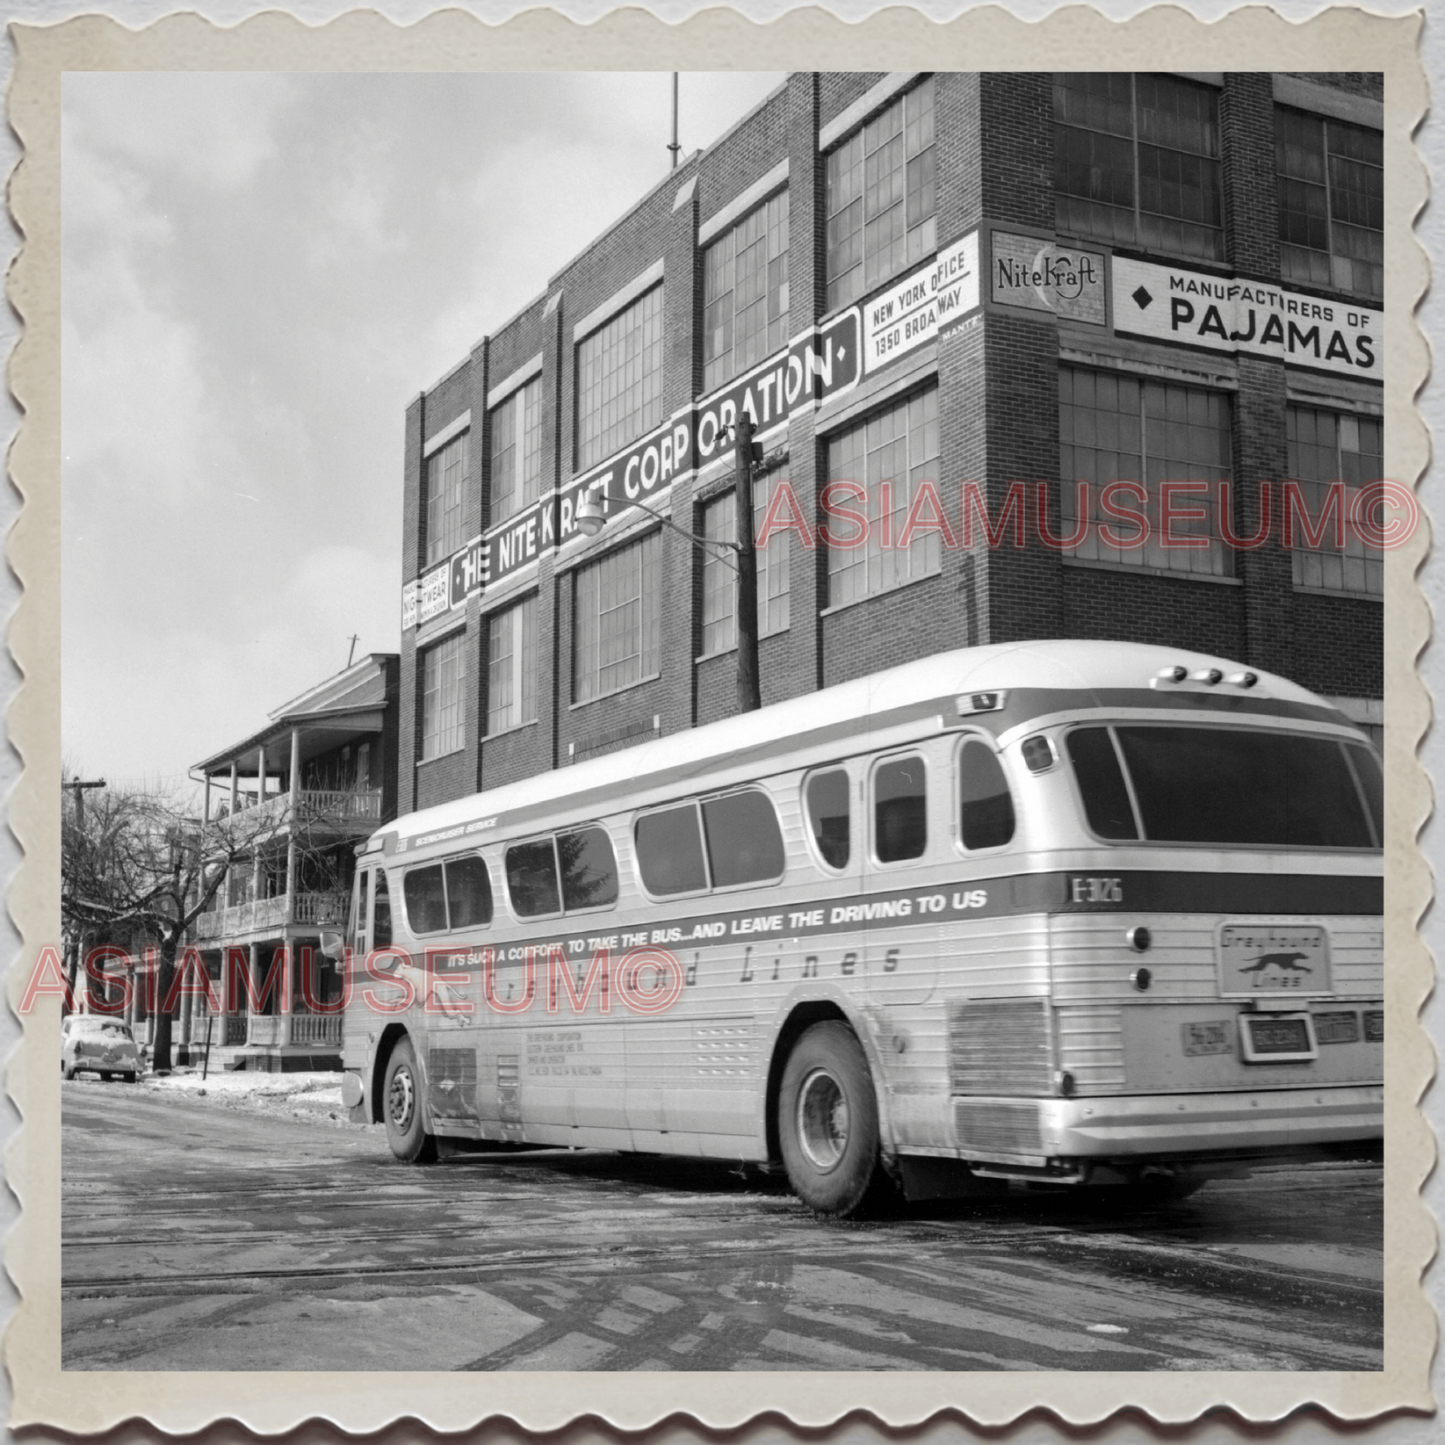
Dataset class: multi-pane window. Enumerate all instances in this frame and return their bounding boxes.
[420,633,466,761]
[699,475,790,655]
[1058,368,1233,577]
[424,432,469,567]
[573,531,661,704]
[825,77,936,312]
[1054,73,1223,262]
[575,286,665,472]
[703,192,790,394]
[1275,109,1383,300]
[489,379,543,525]
[825,386,941,608]
[1287,405,1383,596]
[486,595,538,734]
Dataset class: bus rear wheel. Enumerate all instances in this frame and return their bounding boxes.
[778,1021,882,1217]
[383,1036,437,1164]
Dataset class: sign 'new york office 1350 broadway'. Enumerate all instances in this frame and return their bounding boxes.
[402,308,863,628]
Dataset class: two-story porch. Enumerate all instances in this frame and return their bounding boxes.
[188,652,399,1073]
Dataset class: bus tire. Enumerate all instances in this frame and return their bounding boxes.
[382,1036,437,1164]
[778,1021,881,1217]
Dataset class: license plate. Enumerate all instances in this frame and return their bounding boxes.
[1218,923,1330,997]
[1313,1011,1360,1045]
[1240,1012,1317,1063]
[1181,1020,1233,1056]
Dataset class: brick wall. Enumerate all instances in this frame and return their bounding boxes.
[1220,75,1280,281]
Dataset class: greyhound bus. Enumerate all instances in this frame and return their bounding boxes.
[336,639,1384,1216]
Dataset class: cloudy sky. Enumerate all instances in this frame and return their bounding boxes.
[60,70,785,790]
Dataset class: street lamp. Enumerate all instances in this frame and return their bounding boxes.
[572,414,762,712]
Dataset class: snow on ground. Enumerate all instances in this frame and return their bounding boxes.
[137,1068,363,1129]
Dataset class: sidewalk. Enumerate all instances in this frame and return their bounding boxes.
[137,1067,361,1129]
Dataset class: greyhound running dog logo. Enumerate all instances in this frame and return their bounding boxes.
[1239,951,1313,974]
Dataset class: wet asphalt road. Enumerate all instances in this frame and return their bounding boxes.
[61,1081,1383,1372]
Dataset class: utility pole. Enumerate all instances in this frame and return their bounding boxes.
[62,778,105,1011]
[63,777,106,830]
[734,413,761,713]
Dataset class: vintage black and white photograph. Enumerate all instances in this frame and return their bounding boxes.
[15,5,1431,1432]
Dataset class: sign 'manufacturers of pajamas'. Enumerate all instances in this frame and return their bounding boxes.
[1112,255,1381,381]
[403,310,862,627]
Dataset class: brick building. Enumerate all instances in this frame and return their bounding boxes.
[398,71,1384,811]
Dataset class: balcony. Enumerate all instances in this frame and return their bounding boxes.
[194,890,349,941]
[215,788,383,836]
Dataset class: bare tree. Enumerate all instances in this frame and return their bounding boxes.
[61,774,309,1073]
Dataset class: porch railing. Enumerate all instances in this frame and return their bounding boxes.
[213,788,383,831]
[194,891,349,939]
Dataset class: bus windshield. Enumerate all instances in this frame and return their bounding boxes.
[1067,725,1382,849]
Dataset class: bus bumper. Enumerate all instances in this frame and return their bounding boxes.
[954,1084,1383,1166]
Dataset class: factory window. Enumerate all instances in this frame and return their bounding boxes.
[424,431,469,567]
[1054,73,1223,263]
[825,386,941,608]
[573,531,662,704]
[486,594,538,734]
[1287,405,1383,596]
[1275,109,1383,301]
[703,191,790,394]
[699,474,791,657]
[420,632,466,762]
[1058,368,1233,578]
[489,378,543,525]
[576,286,665,471]
[825,77,936,312]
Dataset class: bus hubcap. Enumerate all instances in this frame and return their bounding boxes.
[388,1065,415,1132]
[797,1068,848,1172]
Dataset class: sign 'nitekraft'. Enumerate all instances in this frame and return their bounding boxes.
[413,309,863,620]
[1112,255,1382,381]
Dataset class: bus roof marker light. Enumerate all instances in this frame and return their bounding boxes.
[1157,665,1188,683]
[956,690,1007,716]
[1190,668,1224,686]
[1227,671,1259,688]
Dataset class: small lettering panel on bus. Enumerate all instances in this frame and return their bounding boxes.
[1218,923,1331,996]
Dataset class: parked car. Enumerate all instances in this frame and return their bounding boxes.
[61,1015,141,1082]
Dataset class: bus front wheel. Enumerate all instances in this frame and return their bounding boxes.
[383,1036,438,1164]
[778,1022,882,1217]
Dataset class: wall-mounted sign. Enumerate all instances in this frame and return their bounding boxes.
[991,232,1106,324]
[554,307,861,549]
[413,563,450,627]
[862,231,980,373]
[1112,256,1381,381]
[404,310,866,625]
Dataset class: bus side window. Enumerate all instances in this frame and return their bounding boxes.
[1066,728,1139,840]
[958,738,1015,850]
[507,839,561,917]
[373,871,393,948]
[635,804,708,896]
[446,854,494,927]
[804,768,851,870]
[558,826,619,910]
[702,791,786,887]
[874,756,927,863]
[404,864,447,933]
